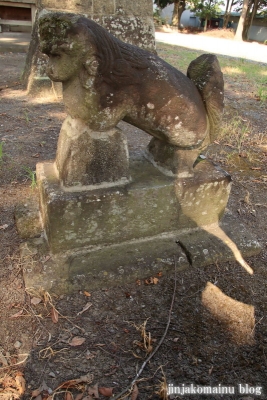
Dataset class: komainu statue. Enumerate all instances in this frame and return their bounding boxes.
[38,12,224,182]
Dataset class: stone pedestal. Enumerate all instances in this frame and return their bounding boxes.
[37,157,231,254]
[55,118,130,188]
[25,155,248,293]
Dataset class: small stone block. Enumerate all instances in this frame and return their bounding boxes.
[55,117,130,187]
[15,200,42,239]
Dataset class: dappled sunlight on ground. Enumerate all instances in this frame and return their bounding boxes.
[222,66,245,75]
[203,223,254,275]
[202,282,255,345]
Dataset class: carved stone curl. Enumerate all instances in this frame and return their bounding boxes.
[38,11,224,183]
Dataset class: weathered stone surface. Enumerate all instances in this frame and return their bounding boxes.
[15,200,42,239]
[176,211,261,268]
[55,118,130,187]
[36,12,224,179]
[175,162,232,227]
[146,137,204,178]
[21,210,261,294]
[22,235,189,293]
[23,0,155,94]
[36,156,231,254]
[39,13,222,146]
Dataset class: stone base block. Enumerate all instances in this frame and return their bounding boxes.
[36,156,231,254]
[18,154,260,294]
[21,233,189,293]
[21,212,261,294]
[15,199,42,239]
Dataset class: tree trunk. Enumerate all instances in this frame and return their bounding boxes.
[178,0,186,27]
[234,0,250,41]
[223,0,234,28]
[172,0,179,26]
[243,0,259,40]
[223,0,230,28]
[204,17,208,31]
[171,0,186,27]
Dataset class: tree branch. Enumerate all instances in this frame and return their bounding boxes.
[113,258,178,400]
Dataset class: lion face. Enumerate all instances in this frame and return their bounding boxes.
[45,50,84,82]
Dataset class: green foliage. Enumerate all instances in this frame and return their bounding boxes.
[0,142,3,162]
[155,0,174,8]
[190,0,223,20]
[218,113,251,154]
[23,166,37,189]
[257,87,267,102]
[153,9,167,25]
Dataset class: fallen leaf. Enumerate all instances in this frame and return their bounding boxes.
[99,387,113,397]
[88,383,99,398]
[32,381,52,398]
[69,336,86,346]
[145,277,159,285]
[84,291,91,297]
[42,255,51,263]
[0,224,9,230]
[208,366,213,375]
[15,372,26,395]
[136,279,141,285]
[64,392,73,400]
[74,395,84,400]
[145,277,153,285]
[131,384,139,400]
[77,302,92,316]
[74,393,84,400]
[9,309,24,318]
[51,307,59,323]
[157,271,163,277]
[2,376,15,388]
[31,297,42,305]
[0,350,8,366]
[251,167,262,170]
[85,350,96,360]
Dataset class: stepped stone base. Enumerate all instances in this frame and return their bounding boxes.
[17,155,261,294]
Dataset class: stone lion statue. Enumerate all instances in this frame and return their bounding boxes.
[38,12,224,178]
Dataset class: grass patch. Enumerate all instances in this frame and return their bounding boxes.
[156,43,267,102]
[23,166,37,189]
[156,42,267,168]
[0,142,3,163]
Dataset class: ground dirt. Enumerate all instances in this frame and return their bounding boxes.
[0,44,267,400]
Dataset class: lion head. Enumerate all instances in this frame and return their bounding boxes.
[39,12,150,90]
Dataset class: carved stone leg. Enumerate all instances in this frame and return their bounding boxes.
[55,116,130,188]
[145,137,200,178]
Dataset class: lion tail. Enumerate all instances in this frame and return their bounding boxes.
[187,54,224,143]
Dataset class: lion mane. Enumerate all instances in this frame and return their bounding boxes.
[39,12,224,151]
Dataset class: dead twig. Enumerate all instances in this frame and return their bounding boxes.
[113,257,178,400]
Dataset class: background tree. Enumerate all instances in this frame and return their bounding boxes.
[223,0,236,27]
[190,0,224,31]
[234,0,267,40]
[156,0,186,27]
